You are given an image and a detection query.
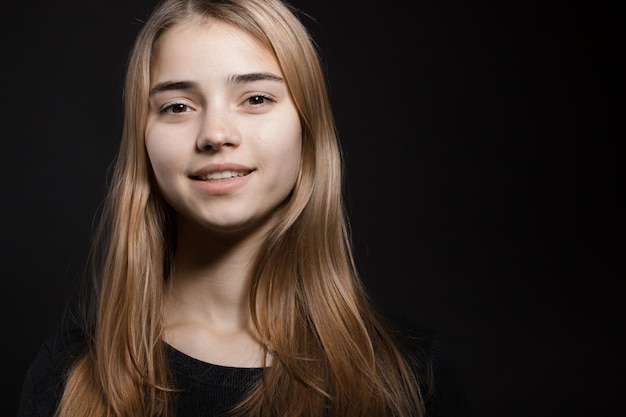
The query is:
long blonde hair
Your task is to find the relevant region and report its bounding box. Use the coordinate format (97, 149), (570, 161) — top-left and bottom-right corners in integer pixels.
(56, 0), (427, 416)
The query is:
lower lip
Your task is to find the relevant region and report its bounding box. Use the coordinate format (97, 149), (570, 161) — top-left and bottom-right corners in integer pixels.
(190, 173), (253, 195)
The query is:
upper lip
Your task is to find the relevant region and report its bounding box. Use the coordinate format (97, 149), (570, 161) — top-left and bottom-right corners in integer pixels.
(189, 163), (254, 179)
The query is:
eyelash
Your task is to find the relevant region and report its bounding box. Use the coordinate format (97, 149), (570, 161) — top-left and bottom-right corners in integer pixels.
(157, 94), (276, 115)
(244, 94), (276, 106)
(159, 103), (190, 114)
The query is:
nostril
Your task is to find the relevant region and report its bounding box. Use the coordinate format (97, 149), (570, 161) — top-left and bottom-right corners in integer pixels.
(197, 138), (225, 152)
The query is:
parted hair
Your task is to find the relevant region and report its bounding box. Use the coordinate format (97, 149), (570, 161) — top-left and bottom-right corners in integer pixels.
(55, 0), (427, 416)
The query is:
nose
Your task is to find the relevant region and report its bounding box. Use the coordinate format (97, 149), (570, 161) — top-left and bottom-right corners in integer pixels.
(196, 108), (240, 152)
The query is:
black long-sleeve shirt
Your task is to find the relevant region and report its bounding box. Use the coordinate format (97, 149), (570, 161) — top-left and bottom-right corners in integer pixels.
(18, 319), (471, 416)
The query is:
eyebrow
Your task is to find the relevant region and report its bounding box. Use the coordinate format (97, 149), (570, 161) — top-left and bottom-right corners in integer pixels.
(228, 72), (283, 84)
(149, 80), (198, 96)
(149, 73), (284, 97)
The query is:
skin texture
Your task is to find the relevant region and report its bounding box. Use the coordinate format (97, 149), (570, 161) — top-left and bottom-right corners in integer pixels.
(145, 18), (302, 367)
(146, 18), (302, 236)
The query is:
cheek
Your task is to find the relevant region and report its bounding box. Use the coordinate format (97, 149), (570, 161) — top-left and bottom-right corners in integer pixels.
(145, 125), (180, 173)
(145, 135), (184, 208)
(286, 140), (302, 180)
(275, 118), (302, 181)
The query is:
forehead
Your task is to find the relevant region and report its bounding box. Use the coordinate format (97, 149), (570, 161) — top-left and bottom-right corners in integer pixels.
(151, 18), (279, 75)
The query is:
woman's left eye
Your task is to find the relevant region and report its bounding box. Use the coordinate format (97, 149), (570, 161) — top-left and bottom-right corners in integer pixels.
(245, 94), (275, 106)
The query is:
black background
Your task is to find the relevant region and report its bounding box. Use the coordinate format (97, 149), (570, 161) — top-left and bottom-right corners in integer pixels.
(2, 1), (624, 416)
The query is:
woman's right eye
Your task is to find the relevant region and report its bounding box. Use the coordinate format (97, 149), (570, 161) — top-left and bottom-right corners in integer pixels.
(160, 103), (191, 114)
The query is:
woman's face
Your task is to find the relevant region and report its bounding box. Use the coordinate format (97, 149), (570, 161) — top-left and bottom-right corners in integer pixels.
(145, 19), (302, 235)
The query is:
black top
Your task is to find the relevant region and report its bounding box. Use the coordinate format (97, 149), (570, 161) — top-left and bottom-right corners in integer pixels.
(18, 319), (471, 416)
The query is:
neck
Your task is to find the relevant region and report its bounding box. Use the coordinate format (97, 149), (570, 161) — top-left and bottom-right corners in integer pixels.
(158, 214), (276, 366)
(166, 220), (264, 329)
(160, 219), (270, 367)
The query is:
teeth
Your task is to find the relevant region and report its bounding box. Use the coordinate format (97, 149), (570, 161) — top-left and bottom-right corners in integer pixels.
(204, 170), (247, 180)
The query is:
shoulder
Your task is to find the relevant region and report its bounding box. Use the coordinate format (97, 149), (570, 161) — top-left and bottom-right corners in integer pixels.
(18, 328), (88, 417)
(384, 315), (473, 417)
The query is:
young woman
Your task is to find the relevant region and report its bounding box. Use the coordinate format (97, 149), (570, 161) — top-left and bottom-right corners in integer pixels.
(18, 0), (470, 416)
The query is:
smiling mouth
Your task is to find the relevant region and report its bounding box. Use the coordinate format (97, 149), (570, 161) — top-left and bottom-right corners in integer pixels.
(191, 170), (252, 181)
